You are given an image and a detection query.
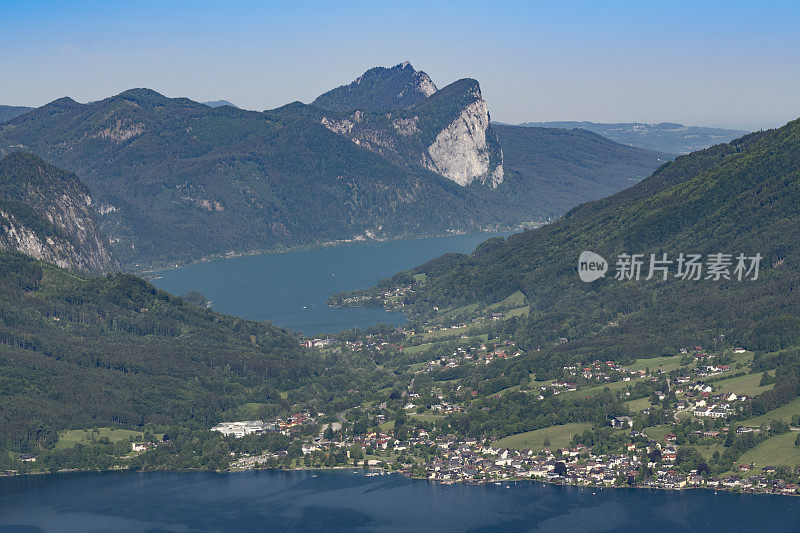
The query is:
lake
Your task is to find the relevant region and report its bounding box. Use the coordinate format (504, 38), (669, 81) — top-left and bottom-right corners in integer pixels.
(0, 469), (798, 532)
(150, 233), (509, 336)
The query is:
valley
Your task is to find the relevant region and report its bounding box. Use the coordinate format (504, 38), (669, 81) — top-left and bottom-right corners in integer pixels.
(3, 2), (799, 530)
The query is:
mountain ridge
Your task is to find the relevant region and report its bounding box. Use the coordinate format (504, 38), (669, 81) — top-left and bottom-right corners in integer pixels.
(0, 65), (669, 268)
(0, 105), (33, 123)
(312, 62), (437, 113)
(518, 120), (748, 154)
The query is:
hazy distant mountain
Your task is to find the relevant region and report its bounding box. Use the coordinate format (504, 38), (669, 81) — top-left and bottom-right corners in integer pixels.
(313, 62), (437, 114)
(493, 124), (669, 218)
(0, 105), (32, 123)
(519, 121), (748, 154)
(0, 152), (117, 273)
(202, 100), (238, 108)
(0, 65), (668, 268)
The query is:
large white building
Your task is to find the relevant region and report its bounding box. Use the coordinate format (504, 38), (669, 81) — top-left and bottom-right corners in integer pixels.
(212, 420), (274, 438)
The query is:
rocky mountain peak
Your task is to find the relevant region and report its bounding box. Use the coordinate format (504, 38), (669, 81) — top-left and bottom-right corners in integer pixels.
(312, 62), (438, 114)
(318, 70), (503, 188)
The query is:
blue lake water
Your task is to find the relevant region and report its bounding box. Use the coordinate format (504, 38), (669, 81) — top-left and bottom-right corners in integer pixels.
(150, 233), (509, 336)
(0, 469), (798, 532)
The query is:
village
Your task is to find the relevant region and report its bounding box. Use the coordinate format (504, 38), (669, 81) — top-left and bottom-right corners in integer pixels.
(217, 415), (799, 496)
(209, 343), (799, 497)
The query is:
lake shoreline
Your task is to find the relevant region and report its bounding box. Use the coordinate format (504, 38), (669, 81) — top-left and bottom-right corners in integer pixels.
(5, 464), (797, 498)
(146, 230), (518, 335)
(133, 224), (540, 276)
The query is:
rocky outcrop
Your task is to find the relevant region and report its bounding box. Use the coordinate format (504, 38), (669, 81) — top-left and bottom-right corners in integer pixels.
(0, 152), (118, 274)
(422, 99), (504, 187)
(318, 67), (504, 188)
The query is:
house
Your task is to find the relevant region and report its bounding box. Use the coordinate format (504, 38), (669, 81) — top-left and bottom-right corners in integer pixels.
(687, 474), (704, 486)
(611, 416), (634, 429)
(19, 454), (36, 462)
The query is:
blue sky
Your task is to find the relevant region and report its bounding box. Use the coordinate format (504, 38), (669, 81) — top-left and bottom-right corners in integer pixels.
(2, 0), (799, 129)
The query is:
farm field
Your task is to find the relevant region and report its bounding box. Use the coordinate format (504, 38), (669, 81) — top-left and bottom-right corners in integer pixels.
(741, 397), (800, 427)
(736, 432), (800, 471)
(713, 372), (772, 397)
(494, 423), (593, 451)
(56, 428), (146, 449)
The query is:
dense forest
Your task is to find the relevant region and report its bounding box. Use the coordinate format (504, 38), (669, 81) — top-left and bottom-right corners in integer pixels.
(0, 252), (391, 454)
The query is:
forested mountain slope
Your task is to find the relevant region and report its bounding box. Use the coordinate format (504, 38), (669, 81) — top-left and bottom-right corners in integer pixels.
(0, 105), (32, 123)
(493, 124), (669, 218)
(0, 252), (384, 453)
(312, 61), (437, 113)
(0, 89), (508, 267)
(376, 119), (800, 365)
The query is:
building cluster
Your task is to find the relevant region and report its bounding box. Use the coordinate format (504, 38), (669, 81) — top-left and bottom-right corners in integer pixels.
(420, 434), (799, 495)
(413, 342), (521, 375)
(211, 420), (276, 438)
(212, 413), (315, 438)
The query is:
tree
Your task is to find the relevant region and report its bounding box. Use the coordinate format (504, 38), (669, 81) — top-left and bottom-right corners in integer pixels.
(553, 461), (567, 476)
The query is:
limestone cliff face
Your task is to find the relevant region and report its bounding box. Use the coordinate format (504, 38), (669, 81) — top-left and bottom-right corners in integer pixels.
(318, 66), (503, 188)
(421, 99), (504, 187)
(0, 152), (118, 274)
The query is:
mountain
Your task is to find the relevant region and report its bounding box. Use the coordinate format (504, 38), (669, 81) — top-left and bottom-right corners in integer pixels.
(0, 105), (32, 123)
(312, 62), (437, 113)
(0, 88), (513, 267)
(0, 152), (117, 273)
(203, 100), (238, 108)
(0, 66), (668, 269)
(519, 121), (748, 154)
(319, 76), (504, 187)
(360, 118), (800, 363)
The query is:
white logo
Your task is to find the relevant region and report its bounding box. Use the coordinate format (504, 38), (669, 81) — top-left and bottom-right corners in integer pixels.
(578, 251), (608, 282)
(577, 251), (762, 282)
